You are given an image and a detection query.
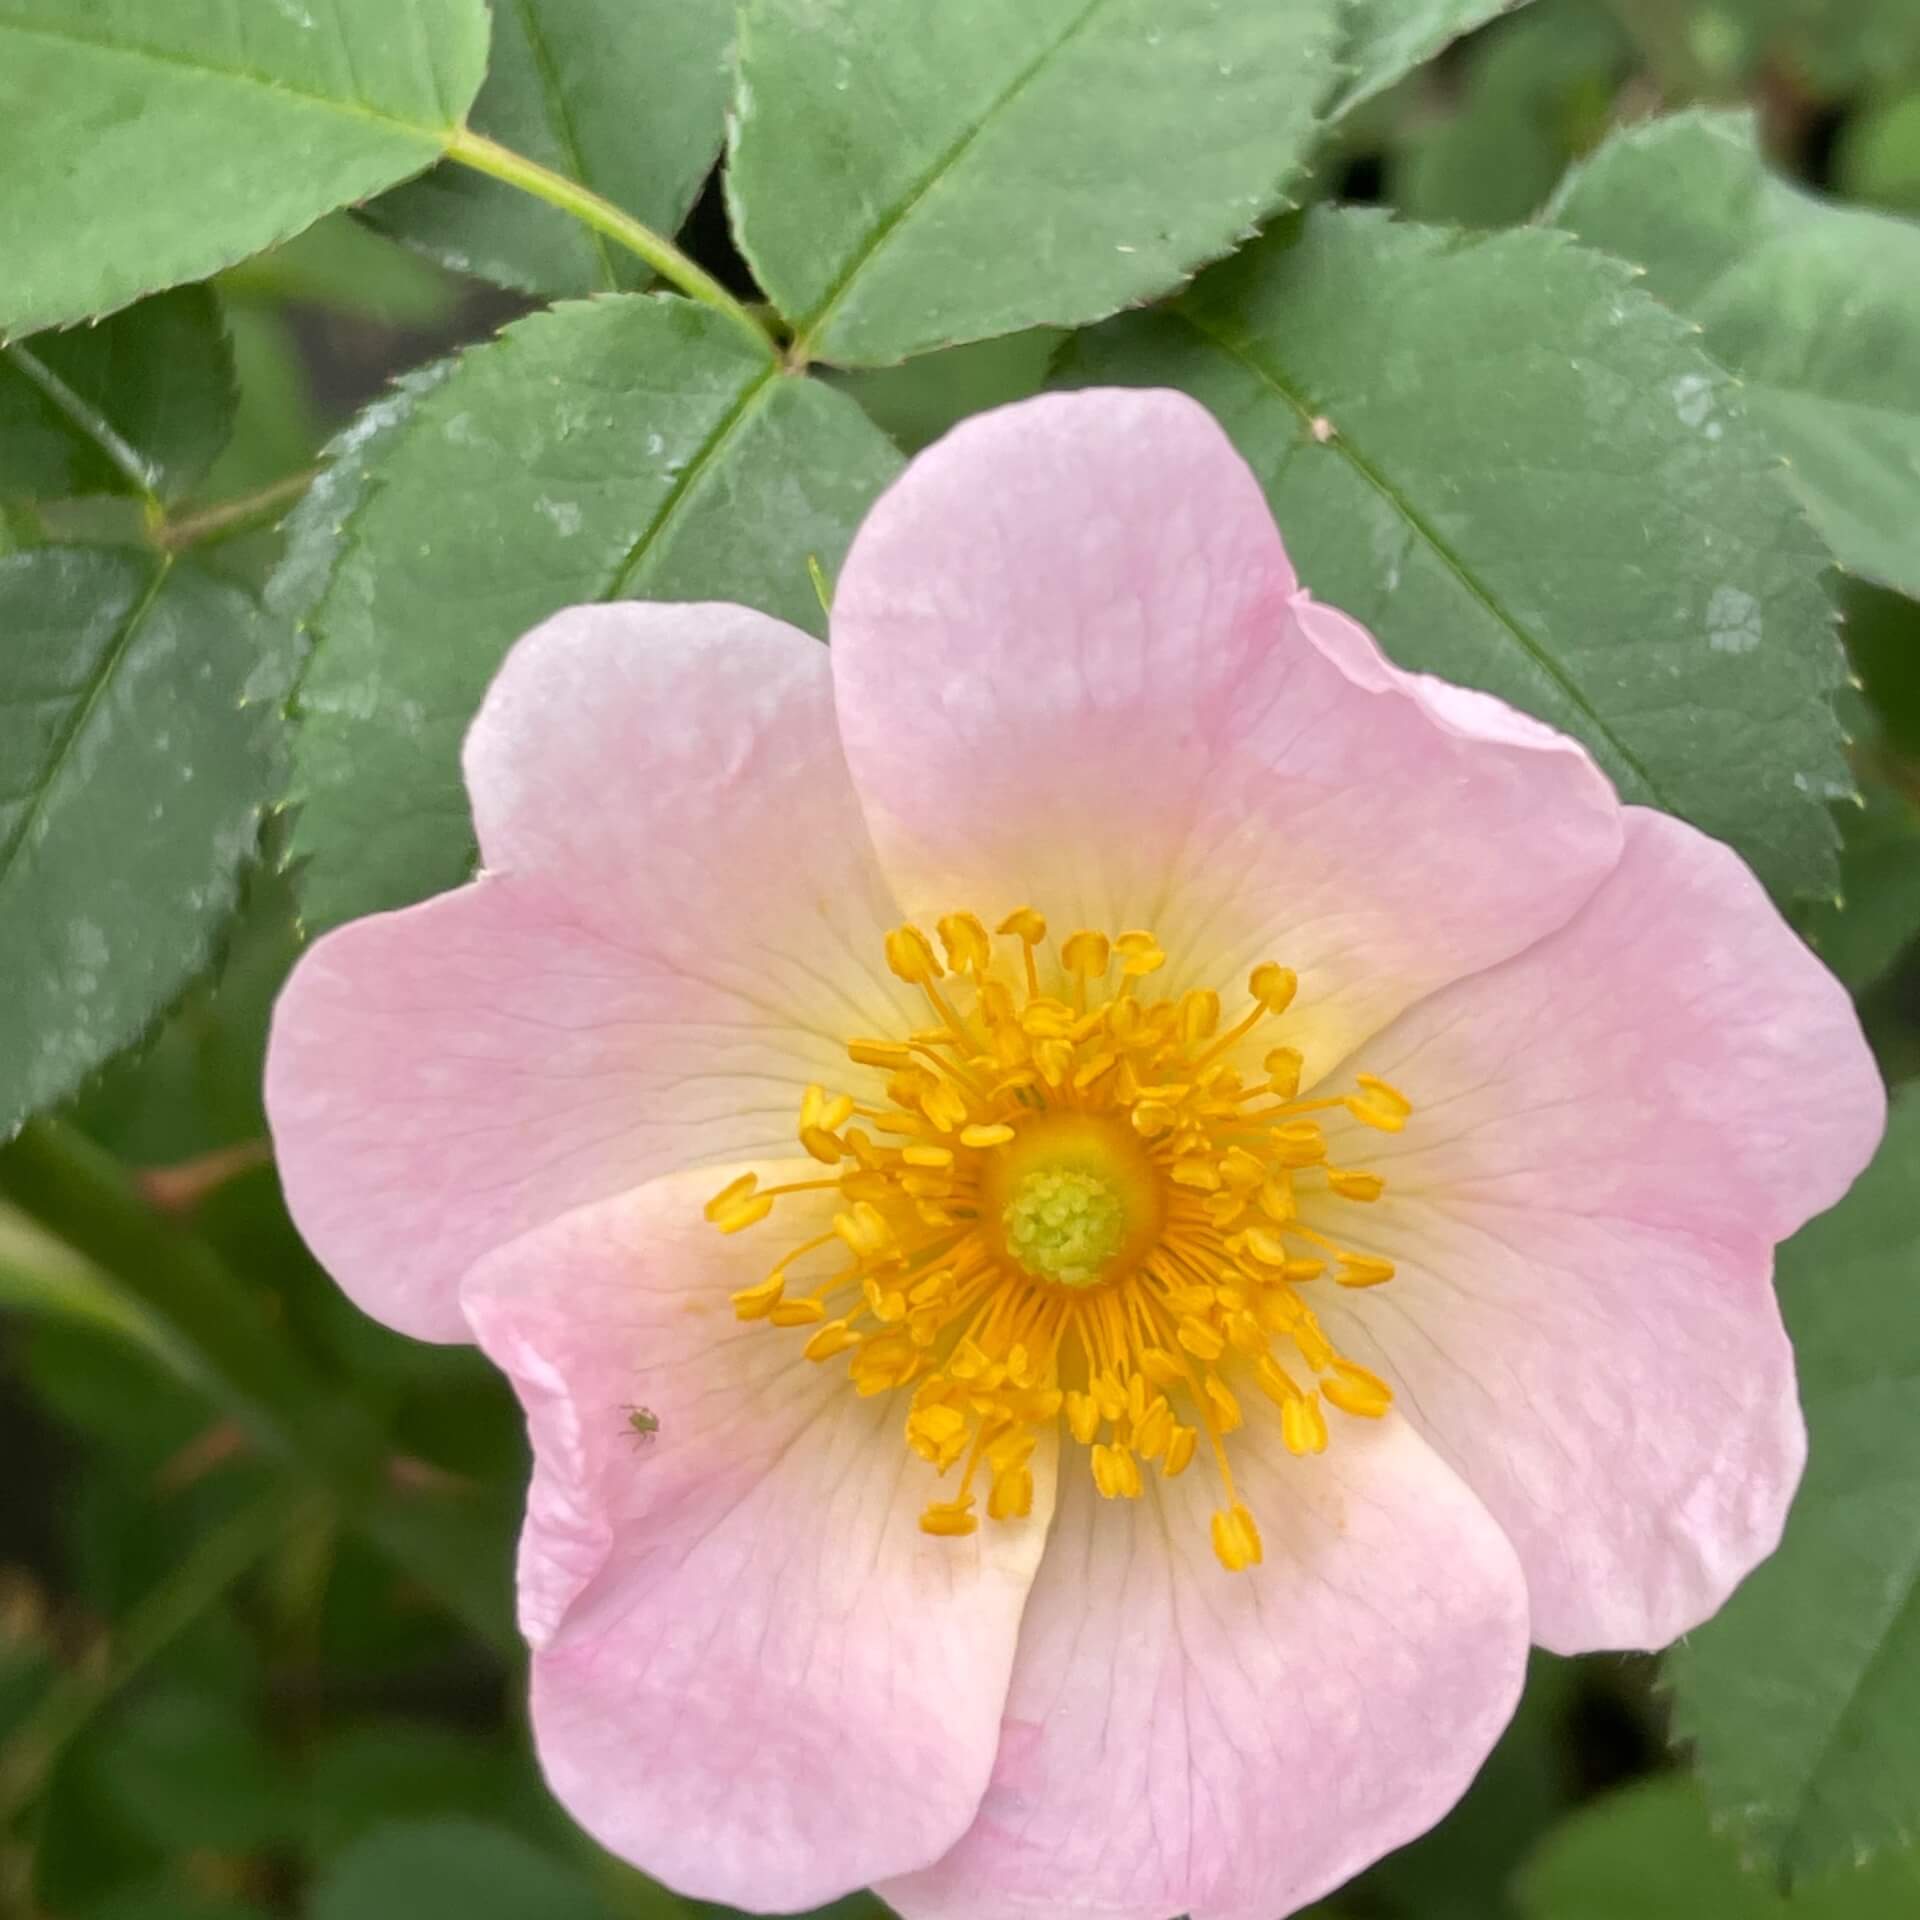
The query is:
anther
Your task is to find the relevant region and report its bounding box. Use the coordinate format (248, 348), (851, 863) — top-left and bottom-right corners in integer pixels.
(804, 1322), (861, 1361)
(730, 1274), (785, 1320)
(1179, 990), (1221, 1044)
(1249, 963), (1298, 1015)
(937, 912), (992, 975)
(920, 1498), (978, 1537)
(1336, 1252), (1396, 1288)
(988, 1465), (1034, 1519)
(1210, 1502), (1263, 1571)
(1114, 930), (1167, 977)
(1324, 1359), (1394, 1418)
(1263, 1046), (1303, 1098)
(1061, 930), (1112, 979)
(1176, 1316), (1225, 1361)
(769, 1298), (828, 1327)
(704, 1171), (756, 1218)
(1327, 1168), (1385, 1202)
(1281, 1393), (1329, 1456)
(885, 924), (942, 984)
(848, 1037), (914, 1068)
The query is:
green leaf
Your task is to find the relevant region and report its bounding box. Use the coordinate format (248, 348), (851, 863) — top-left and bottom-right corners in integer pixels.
(0, 1117), (518, 1652)
(1517, 1778), (1920, 1919)
(1332, 0), (1534, 115)
(78, 1892), (269, 1920)
(21, 1314), (212, 1464)
(217, 213), (461, 327)
(371, 0), (734, 296)
(1061, 210), (1847, 901)
(310, 1820), (617, 1920)
(1839, 88), (1920, 217)
(198, 311), (325, 509)
(1843, 578), (1920, 764)
(1389, 0), (1627, 229)
(92, 1688), (301, 1854)
(0, 288), (235, 505)
(1666, 1092), (1920, 1880)
(69, 864), (299, 1163)
(1548, 110), (1920, 603)
(0, 1120), (342, 1460)
(0, 1202), (201, 1379)
(287, 295), (901, 933)
(302, 1723), (534, 1859)
(1740, 0), (1920, 99)
(266, 360), (458, 639)
(0, 549), (293, 1136)
(0, 0), (491, 337)
(1802, 779), (1920, 994)
(729, 0), (1348, 367)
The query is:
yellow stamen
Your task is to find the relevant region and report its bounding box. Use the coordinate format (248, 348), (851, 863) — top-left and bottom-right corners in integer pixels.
(701, 909), (1409, 1574)
(937, 912), (992, 975)
(885, 923), (942, 984)
(1061, 930), (1112, 979)
(1211, 1502), (1264, 1571)
(1248, 964), (1298, 1015)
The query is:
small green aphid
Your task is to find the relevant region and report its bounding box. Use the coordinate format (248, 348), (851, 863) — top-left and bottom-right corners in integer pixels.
(621, 1404), (660, 1443)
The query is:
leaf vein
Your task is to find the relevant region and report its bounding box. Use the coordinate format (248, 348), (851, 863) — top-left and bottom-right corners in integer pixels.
(791, 0), (1114, 357)
(507, 0), (620, 292)
(603, 361), (781, 601)
(0, 556), (172, 893)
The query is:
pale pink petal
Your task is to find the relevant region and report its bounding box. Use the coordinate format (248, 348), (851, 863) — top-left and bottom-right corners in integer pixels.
(1315, 1204), (1803, 1654)
(1315, 806), (1885, 1651)
(461, 1164), (1054, 1910)
(830, 389), (1623, 1077)
(882, 1417), (1528, 1920)
(266, 604), (912, 1341)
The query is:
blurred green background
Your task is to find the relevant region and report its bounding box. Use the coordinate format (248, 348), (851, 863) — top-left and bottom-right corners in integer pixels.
(5, 2), (1920, 1916)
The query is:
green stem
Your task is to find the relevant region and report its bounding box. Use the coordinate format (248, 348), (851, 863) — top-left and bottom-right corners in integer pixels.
(0, 1484), (303, 1824)
(445, 129), (778, 357)
(158, 468), (316, 551)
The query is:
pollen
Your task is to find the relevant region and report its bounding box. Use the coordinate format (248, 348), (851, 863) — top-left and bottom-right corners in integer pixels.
(705, 908), (1412, 1574)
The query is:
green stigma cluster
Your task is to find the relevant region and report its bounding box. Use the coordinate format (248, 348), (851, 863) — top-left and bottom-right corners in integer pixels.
(1002, 1167), (1129, 1289)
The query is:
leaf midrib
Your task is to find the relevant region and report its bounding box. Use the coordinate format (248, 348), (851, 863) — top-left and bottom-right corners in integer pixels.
(0, 16), (459, 141)
(0, 555), (171, 894)
(604, 359), (782, 600)
(789, 0), (1115, 357)
(511, 0), (619, 293)
(1171, 302), (1672, 808)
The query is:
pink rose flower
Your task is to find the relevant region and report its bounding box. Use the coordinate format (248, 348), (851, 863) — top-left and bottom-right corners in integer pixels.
(265, 391), (1884, 1920)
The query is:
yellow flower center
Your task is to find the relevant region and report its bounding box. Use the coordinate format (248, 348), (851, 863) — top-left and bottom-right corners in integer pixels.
(704, 908), (1411, 1573)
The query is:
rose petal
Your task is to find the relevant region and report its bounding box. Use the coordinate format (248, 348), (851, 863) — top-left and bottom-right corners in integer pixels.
(462, 1164), (1054, 1911)
(830, 388), (1622, 1077)
(266, 603), (911, 1340)
(1316, 1203), (1803, 1654)
(882, 1417), (1528, 1920)
(1316, 806), (1885, 1650)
